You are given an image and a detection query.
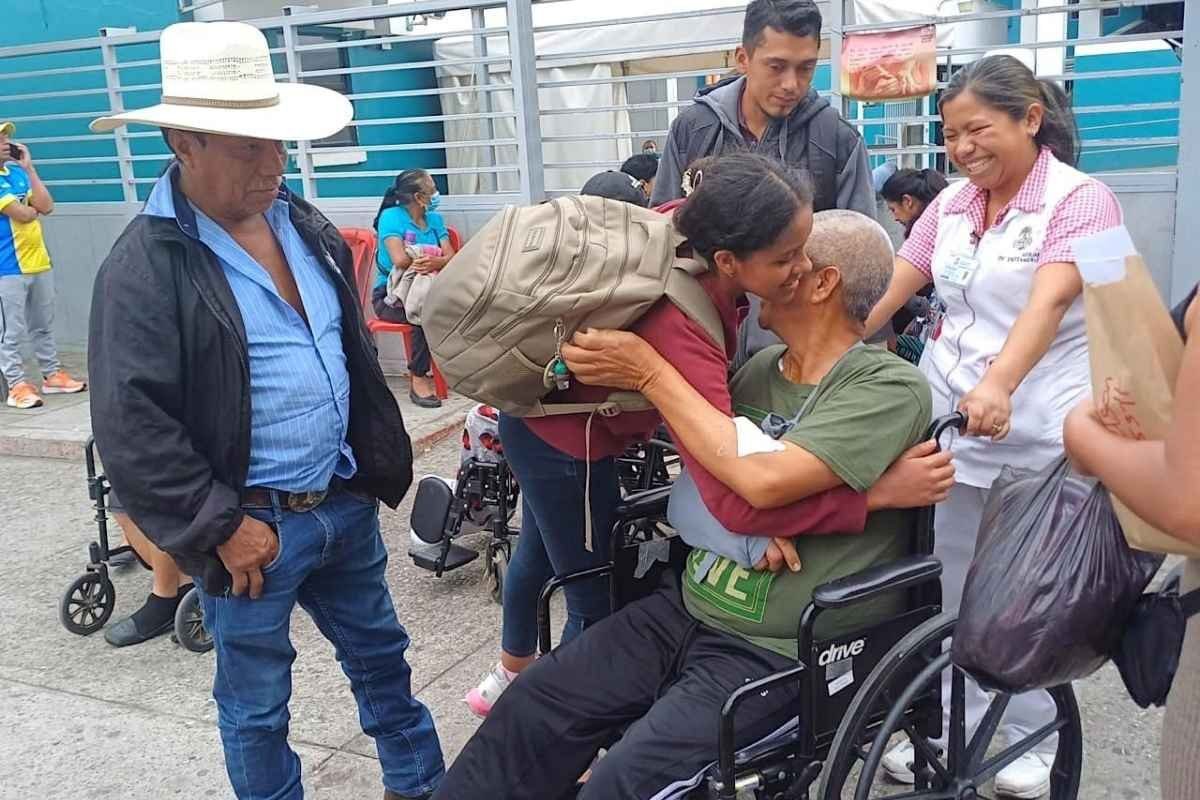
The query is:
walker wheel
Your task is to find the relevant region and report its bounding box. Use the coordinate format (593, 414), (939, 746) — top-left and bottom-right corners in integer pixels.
(173, 587), (213, 653)
(59, 573), (116, 635)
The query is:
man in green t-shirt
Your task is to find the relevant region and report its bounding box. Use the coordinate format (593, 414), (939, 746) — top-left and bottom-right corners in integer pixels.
(436, 210), (940, 800)
(681, 328), (931, 657)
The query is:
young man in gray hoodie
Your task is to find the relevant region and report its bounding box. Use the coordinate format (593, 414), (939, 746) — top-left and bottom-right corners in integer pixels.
(652, 0), (877, 366)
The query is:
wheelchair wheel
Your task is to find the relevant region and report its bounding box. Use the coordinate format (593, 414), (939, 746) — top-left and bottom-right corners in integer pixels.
(489, 544), (510, 605)
(819, 612), (1083, 800)
(173, 586), (213, 653)
(59, 572), (116, 636)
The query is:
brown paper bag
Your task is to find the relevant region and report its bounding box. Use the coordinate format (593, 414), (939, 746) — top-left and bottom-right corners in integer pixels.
(1079, 231), (1200, 558)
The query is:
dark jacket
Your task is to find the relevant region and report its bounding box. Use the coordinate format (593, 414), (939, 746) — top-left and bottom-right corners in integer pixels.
(650, 75), (876, 216)
(88, 175), (413, 594)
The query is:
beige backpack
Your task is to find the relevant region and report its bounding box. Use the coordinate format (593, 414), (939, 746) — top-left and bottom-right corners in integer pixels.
(422, 195), (724, 418)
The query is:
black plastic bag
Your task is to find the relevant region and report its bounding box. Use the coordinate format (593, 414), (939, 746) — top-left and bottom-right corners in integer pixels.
(952, 457), (1162, 693)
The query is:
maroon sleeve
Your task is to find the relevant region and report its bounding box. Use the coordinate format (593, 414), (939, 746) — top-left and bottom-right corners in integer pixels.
(689, 464), (869, 537)
(637, 310), (870, 538)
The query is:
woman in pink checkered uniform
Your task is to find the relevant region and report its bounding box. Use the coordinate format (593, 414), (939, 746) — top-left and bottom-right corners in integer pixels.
(863, 55), (1122, 798)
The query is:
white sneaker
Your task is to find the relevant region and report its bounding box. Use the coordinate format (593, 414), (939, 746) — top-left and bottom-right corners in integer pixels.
(881, 740), (916, 784)
(464, 662), (516, 719)
(995, 751), (1053, 799)
(880, 738), (948, 785)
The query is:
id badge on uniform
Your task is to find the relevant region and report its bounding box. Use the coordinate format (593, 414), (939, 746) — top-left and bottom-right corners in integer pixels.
(937, 251), (981, 290)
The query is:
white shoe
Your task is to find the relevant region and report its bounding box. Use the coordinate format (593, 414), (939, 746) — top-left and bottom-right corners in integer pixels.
(995, 751), (1053, 798)
(881, 740), (916, 784)
(880, 738), (948, 785)
(464, 662), (516, 718)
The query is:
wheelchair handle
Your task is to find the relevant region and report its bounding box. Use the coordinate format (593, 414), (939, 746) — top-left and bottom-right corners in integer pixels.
(929, 412), (967, 449)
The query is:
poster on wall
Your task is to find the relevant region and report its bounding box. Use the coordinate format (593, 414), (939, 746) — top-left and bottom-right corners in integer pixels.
(841, 25), (937, 101)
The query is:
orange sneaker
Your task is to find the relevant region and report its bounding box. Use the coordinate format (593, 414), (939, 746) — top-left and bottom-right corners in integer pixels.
(42, 370), (87, 395)
(5, 381), (43, 409)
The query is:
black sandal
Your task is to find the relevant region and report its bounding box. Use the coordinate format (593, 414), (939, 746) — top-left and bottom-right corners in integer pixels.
(408, 388), (442, 409)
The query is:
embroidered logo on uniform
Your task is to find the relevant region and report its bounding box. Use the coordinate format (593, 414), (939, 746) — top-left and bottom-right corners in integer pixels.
(1014, 225), (1034, 251)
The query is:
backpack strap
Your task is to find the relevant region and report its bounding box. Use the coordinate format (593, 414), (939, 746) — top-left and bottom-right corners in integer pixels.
(803, 107), (844, 212)
(664, 264), (726, 350)
(524, 392), (656, 418)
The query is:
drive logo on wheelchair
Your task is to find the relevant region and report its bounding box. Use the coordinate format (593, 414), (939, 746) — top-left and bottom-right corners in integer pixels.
(817, 636), (866, 667)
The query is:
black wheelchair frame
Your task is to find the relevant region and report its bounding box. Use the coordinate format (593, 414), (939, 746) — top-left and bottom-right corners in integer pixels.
(409, 432), (679, 603)
(536, 415), (1085, 800)
(409, 454), (522, 602)
(58, 437), (213, 652)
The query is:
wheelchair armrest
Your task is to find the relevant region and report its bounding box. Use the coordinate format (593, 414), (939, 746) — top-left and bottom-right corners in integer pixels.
(614, 484), (672, 521)
(812, 555), (942, 611)
(537, 565), (614, 656)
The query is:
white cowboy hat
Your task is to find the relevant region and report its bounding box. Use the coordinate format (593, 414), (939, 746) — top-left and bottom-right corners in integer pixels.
(90, 21), (352, 141)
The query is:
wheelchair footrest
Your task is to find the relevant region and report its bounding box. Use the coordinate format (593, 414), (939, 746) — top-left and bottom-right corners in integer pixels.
(410, 541), (479, 573)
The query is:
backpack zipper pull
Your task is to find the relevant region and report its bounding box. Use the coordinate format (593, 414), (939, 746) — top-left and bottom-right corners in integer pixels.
(551, 318), (571, 391)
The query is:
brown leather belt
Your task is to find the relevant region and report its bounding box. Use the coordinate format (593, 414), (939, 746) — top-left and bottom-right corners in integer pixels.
(241, 476), (347, 513)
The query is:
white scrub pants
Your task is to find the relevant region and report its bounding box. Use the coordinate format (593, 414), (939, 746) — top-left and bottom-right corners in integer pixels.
(935, 482), (1059, 756)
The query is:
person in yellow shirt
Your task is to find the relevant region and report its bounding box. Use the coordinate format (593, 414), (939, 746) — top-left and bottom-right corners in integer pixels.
(0, 121), (86, 408)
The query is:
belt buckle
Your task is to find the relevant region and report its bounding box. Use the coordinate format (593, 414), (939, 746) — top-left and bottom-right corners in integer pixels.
(288, 490), (326, 513)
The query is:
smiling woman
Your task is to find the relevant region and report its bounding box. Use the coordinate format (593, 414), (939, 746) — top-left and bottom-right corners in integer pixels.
(462, 152), (832, 723)
(861, 54), (1124, 798)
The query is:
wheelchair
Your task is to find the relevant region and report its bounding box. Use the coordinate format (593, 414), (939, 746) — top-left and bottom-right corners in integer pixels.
(58, 437), (213, 653)
(408, 415), (679, 604)
(616, 425), (680, 494)
(537, 415), (1084, 800)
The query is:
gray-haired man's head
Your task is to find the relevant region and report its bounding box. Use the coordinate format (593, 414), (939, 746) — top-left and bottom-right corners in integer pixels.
(760, 209), (894, 336)
(805, 209), (894, 323)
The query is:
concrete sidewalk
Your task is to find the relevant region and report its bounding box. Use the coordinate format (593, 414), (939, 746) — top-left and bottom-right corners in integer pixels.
(0, 350), (474, 460)
(0, 439), (501, 800)
(0, 435), (1170, 800)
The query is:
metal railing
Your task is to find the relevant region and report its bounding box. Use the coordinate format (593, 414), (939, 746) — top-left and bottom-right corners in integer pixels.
(0, 0), (543, 206)
(528, 0), (1183, 190)
(0, 0), (1185, 204)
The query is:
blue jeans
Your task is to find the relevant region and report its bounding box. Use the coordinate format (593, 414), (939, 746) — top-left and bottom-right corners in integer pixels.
(197, 490), (444, 799)
(498, 414), (619, 657)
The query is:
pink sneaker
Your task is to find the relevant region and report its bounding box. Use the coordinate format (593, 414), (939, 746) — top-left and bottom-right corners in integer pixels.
(464, 662), (517, 718)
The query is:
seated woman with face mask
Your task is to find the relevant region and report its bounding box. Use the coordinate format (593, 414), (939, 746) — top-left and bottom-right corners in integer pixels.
(372, 169), (456, 408)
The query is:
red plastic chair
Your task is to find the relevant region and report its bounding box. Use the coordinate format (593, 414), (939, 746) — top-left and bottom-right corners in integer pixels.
(340, 226), (451, 400)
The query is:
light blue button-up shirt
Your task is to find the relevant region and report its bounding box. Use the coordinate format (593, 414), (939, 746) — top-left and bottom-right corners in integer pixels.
(143, 167), (356, 492)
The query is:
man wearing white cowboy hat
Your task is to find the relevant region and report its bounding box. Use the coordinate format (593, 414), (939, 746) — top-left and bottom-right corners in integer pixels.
(88, 21), (443, 800)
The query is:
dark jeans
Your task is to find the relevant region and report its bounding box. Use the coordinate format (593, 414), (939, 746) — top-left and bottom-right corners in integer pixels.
(196, 490), (444, 799)
(498, 414), (619, 657)
(433, 585), (800, 800)
(372, 284), (431, 377)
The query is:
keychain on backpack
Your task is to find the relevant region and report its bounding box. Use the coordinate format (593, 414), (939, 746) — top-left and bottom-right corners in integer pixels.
(548, 319), (571, 391)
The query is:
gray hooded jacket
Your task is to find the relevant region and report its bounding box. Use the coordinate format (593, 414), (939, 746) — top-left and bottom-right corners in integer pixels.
(651, 76), (877, 368)
(651, 75), (874, 213)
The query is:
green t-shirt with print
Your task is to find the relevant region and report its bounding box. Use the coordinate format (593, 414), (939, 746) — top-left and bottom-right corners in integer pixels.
(682, 344), (933, 658)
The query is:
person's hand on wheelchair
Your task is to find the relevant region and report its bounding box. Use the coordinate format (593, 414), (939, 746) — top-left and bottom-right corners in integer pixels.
(866, 438), (956, 510)
(562, 328), (664, 392)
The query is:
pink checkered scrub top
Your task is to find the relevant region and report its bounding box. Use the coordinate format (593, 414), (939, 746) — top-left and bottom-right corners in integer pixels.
(897, 146), (1123, 488)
